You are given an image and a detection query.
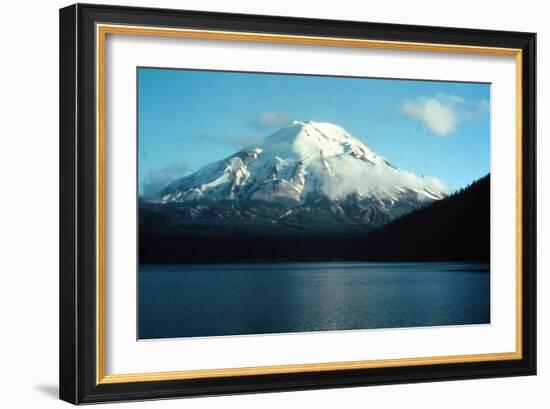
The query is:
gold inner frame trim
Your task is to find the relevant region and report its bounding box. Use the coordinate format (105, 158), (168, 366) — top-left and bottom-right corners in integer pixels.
(96, 23), (523, 385)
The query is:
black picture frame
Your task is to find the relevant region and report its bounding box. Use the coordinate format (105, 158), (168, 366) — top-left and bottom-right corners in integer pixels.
(60, 3), (536, 404)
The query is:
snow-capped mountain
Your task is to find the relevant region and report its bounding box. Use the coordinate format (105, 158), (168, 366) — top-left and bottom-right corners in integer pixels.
(150, 121), (449, 234)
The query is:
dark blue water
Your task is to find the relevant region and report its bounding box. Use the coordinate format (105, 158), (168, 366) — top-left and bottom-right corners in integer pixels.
(138, 262), (489, 339)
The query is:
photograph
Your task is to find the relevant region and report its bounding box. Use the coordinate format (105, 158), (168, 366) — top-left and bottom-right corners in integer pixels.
(137, 68), (491, 339)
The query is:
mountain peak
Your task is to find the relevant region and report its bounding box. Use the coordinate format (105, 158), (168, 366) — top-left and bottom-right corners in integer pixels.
(259, 120), (381, 167)
(160, 121), (448, 211)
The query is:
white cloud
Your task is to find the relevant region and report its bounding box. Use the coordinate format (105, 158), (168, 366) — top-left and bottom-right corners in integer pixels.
(193, 132), (265, 148)
(400, 96), (458, 136)
(249, 112), (290, 130)
(225, 134), (265, 148)
(193, 112), (291, 149)
(321, 155), (450, 200)
(140, 161), (190, 199)
(400, 93), (489, 137)
(477, 99), (490, 113)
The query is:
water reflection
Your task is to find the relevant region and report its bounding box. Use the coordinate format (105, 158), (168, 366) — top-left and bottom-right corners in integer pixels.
(138, 262), (490, 339)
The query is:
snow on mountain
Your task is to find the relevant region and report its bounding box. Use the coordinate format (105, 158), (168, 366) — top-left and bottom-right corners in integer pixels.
(146, 120), (449, 233)
(160, 120), (448, 206)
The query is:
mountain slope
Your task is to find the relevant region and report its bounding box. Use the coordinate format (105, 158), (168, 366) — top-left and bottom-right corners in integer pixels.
(161, 120), (447, 205)
(146, 121), (448, 235)
(362, 174), (490, 261)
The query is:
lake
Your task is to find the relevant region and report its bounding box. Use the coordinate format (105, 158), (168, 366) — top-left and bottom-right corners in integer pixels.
(138, 262), (490, 339)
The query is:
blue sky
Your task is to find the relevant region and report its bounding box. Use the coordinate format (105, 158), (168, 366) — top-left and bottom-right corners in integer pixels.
(138, 67), (490, 197)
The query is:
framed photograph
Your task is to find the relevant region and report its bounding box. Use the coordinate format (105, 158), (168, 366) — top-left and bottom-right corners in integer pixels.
(59, 3), (536, 404)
